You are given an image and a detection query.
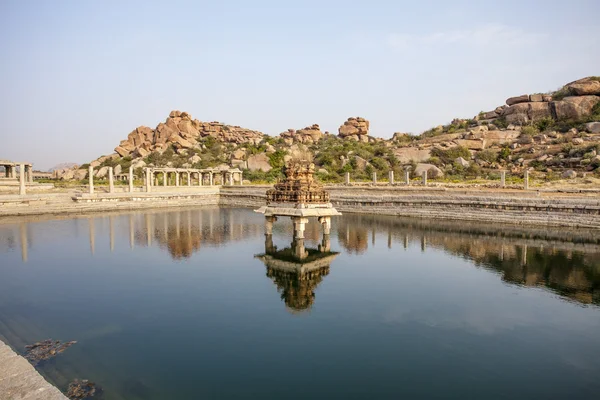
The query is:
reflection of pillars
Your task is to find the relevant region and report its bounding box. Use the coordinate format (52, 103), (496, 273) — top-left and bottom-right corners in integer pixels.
(292, 217), (308, 239)
(89, 218), (95, 255)
(20, 223), (28, 262)
(209, 210), (214, 236)
(404, 235), (408, 249)
(388, 230), (392, 249)
(293, 238), (308, 260)
(129, 214), (135, 249)
(145, 214), (152, 246)
(521, 245), (527, 266)
(265, 234), (275, 254)
(89, 166), (94, 194)
(187, 171), (191, 186)
(372, 229), (375, 246)
(228, 209), (233, 240)
(176, 212), (181, 238)
(500, 243), (504, 261)
(19, 163), (26, 195)
(109, 216), (115, 252)
(319, 234), (331, 252)
(163, 213), (169, 241)
(500, 170), (506, 188)
(108, 167), (114, 193)
(265, 216), (277, 235)
(421, 235), (426, 252)
(389, 171), (394, 185)
(187, 210), (192, 238)
(128, 166), (134, 193)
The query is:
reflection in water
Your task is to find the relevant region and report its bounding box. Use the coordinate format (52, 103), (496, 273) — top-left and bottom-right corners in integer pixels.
(1, 209), (599, 306)
(337, 214), (600, 306)
(256, 234), (339, 313)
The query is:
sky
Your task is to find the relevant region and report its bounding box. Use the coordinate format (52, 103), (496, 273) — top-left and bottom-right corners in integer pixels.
(1, 0), (599, 170)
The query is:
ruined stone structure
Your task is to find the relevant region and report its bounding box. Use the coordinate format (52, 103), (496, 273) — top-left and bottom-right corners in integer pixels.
(266, 160), (330, 205)
(1, 159), (34, 195)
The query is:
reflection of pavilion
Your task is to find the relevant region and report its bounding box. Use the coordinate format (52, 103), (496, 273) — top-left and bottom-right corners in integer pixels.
(256, 235), (339, 313)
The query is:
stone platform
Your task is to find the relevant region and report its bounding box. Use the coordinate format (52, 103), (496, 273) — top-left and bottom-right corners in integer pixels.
(0, 340), (67, 400)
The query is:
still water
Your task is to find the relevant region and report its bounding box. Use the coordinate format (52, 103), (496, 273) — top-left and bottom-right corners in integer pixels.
(1, 207), (600, 399)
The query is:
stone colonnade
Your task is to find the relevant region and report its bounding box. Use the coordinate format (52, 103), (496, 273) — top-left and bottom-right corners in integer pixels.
(1, 161), (34, 195)
(344, 169), (527, 189)
(85, 166), (243, 194)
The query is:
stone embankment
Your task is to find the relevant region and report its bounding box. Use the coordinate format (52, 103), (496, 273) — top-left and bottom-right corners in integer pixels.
(0, 339), (67, 400)
(2, 186), (600, 229)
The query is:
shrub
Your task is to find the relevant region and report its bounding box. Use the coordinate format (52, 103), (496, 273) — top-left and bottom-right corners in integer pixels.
(494, 117), (509, 129)
(498, 146), (511, 161)
(476, 149), (498, 163)
(431, 146), (471, 164)
(521, 125), (539, 136)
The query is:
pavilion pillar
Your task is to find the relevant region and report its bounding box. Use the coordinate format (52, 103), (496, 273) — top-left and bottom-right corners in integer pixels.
(187, 171), (191, 186)
(345, 172), (350, 185)
(524, 170), (529, 190)
(405, 169), (410, 185)
(389, 171), (394, 185)
(199, 172), (203, 186)
(293, 238), (308, 260)
(372, 172), (377, 184)
(229, 172), (233, 186)
(19, 163), (26, 195)
(500, 170), (506, 188)
(265, 216), (277, 235)
(318, 216), (331, 235)
(128, 166), (134, 192)
(88, 166), (94, 194)
(108, 167), (114, 193)
(161, 171), (166, 187)
(209, 172), (213, 186)
(27, 165), (33, 183)
(319, 234), (331, 253)
(422, 170), (427, 186)
(239, 171), (243, 185)
(291, 217), (309, 239)
(175, 172), (180, 187)
(265, 234), (275, 254)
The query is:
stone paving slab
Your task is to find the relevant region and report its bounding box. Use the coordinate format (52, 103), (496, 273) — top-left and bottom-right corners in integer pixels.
(0, 340), (67, 400)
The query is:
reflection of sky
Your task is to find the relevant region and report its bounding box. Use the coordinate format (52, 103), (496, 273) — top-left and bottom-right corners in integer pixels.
(1, 208), (600, 399)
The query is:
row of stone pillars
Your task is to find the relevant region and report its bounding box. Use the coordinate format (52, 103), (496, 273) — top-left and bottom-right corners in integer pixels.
(88, 165), (136, 195)
(17, 164), (33, 196)
(344, 170), (529, 189)
(264, 215), (331, 240)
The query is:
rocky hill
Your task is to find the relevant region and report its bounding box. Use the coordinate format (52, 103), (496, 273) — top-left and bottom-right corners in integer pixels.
(57, 76), (600, 184)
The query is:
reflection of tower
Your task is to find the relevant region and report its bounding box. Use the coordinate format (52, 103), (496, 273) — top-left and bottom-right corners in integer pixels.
(336, 223), (368, 254)
(89, 218), (95, 255)
(19, 223), (28, 262)
(256, 235), (339, 313)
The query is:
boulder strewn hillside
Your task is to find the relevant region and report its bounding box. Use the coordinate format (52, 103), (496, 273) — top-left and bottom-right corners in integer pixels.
(56, 76), (600, 184)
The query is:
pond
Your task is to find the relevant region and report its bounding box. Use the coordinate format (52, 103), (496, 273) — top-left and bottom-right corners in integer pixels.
(1, 207), (599, 399)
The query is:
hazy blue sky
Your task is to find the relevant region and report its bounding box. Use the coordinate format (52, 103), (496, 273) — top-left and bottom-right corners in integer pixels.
(1, 0), (599, 170)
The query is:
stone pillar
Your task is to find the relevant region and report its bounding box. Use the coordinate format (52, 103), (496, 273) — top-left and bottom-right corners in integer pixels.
(187, 171), (191, 186)
(239, 171), (243, 185)
(162, 171), (167, 187)
(108, 167), (114, 193)
(128, 166), (134, 193)
(500, 170), (506, 188)
(372, 172), (377, 184)
(389, 171), (394, 185)
(265, 216), (277, 235)
(319, 234), (331, 253)
(27, 165), (33, 183)
(209, 173), (213, 186)
(422, 170), (427, 186)
(199, 172), (203, 186)
(318, 216), (331, 235)
(229, 172), (233, 186)
(19, 164), (26, 195)
(293, 238), (308, 260)
(524, 170), (529, 190)
(345, 172), (350, 185)
(405, 169), (410, 185)
(292, 217), (308, 239)
(175, 172), (180, 187)
(88, 165), (94, 194)
(145, 168), (152, 193)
